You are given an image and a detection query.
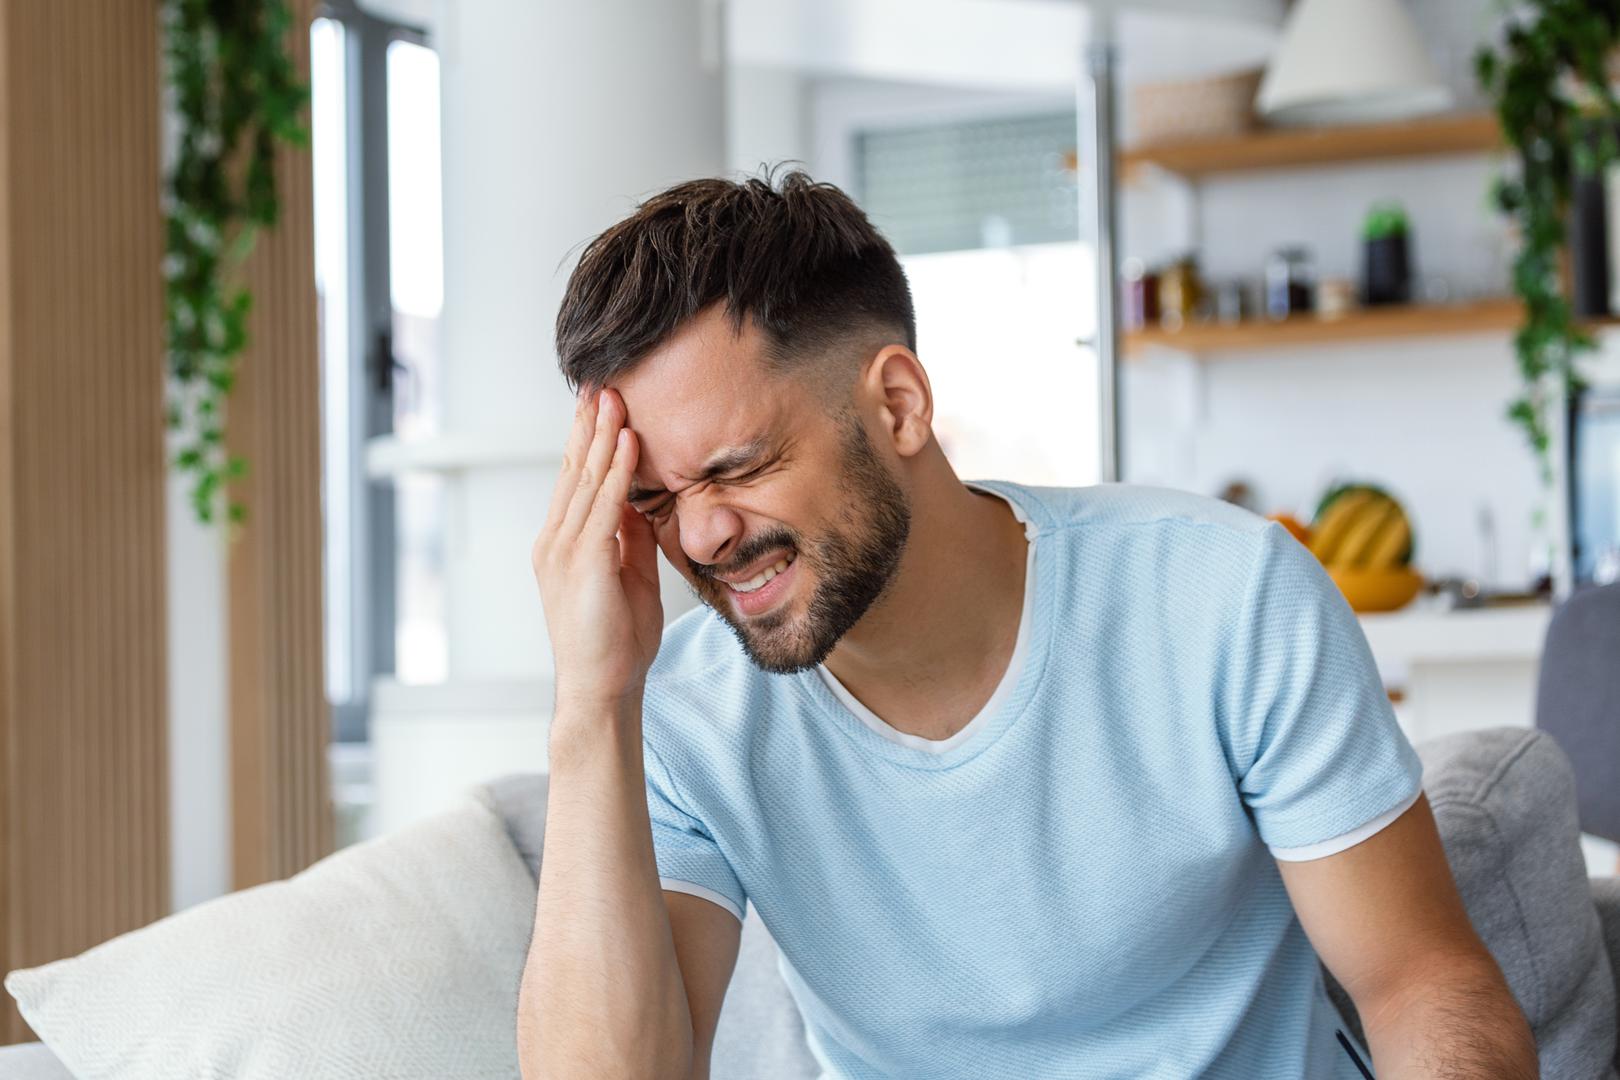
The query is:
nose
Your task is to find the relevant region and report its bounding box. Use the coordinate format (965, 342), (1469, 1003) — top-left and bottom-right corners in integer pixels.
(678, 498), (746, 569)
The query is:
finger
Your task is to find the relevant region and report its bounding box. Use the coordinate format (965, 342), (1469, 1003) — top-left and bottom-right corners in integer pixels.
(542, 390), (600, 534)
(583, 423), (638, 541)
(559, 389), (623, 539)
(618, 501), (660, 589)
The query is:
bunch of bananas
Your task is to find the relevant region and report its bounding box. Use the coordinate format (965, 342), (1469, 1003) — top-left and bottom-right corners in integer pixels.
(1308, 484), (1414, 570)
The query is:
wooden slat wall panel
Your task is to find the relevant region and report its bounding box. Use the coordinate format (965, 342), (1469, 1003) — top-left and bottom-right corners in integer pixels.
(0, 1), (169, 1045)
(229, 0), (333, 889)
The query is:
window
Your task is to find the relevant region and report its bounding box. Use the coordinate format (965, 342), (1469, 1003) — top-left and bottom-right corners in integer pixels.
(384, 39), (448, 685)
(310, 0), (440, 845)
(904, 244), (1099, 487)
(858, 111), (1099, 487)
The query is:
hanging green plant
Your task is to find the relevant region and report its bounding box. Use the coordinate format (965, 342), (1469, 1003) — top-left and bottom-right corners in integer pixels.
(164, 0), (310, 524)
(1475, 2), (1620, 487)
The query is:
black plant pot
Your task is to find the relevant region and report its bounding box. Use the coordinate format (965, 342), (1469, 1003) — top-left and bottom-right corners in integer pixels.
(1363, 233), (1412, 306)
(1569, 118), (1620, 318)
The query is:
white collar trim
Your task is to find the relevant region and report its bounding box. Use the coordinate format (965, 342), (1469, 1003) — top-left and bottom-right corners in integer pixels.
(814, 484), (1037, 754)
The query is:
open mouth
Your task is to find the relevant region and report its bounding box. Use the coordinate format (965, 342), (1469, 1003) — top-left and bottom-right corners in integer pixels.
(722, 549), (798, 616)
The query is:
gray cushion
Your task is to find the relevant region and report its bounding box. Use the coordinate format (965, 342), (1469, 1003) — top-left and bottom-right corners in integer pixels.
(1536, 583), (1620, 843)
(0, 1042), (72, 1080)
(1413, 728), (1615, 1077)
(1596, 876), (1620, 1052)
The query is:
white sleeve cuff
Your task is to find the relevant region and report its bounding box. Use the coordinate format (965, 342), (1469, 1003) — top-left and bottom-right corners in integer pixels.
(1268, 787), (1423, 863)
(660, 877), (744, 921)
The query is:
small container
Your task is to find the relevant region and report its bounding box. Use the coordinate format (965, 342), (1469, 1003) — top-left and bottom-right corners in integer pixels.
(1122, 258), (1159, 330)
(1157, 255), (1203, 331)
(1317, 278), (1358, 319)
(1213, 280), (1249, 324)
(1265, 246), (1315, 319)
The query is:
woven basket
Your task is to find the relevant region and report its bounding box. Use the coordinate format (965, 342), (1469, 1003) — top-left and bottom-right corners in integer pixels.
(1131, 67), (1264, 145)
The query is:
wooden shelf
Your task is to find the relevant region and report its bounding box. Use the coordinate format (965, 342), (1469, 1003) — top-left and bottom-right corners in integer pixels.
(1119, 111), (1502, 182)
(1123, 298), (1585, 359)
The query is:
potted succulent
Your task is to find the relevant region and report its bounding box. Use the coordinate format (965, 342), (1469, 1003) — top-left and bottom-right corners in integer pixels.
(1360, 201), (1412, 306)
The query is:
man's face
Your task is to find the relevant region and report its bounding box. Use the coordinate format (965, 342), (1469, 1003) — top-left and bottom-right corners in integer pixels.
(613, 307), (912, 674)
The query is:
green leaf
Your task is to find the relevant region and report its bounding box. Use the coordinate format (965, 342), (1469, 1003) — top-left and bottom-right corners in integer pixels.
(161, 0), (308, 529)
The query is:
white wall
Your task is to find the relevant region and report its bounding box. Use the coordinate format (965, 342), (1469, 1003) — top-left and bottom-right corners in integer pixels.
(1118, 152), (1565, 587)
(165, 465), (230, 911)
(1122, 337), (1563, 586)
(434, 0), (726, 682)
(161, 63), (231, 912)
(727, 65), (809, 177)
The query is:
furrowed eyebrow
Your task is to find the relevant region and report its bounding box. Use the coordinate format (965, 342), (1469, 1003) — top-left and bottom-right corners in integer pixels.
(627, 435), (773, 505)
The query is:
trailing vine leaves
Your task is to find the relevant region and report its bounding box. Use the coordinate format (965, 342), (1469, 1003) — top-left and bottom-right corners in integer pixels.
(164, 0), (309, 524)
(1476, 1), (1620, 487)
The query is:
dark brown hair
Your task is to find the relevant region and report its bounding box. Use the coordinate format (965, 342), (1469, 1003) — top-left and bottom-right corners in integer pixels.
(554, 168), (915, 393)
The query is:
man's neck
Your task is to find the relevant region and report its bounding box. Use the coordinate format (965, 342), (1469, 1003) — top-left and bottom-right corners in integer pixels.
(821, 476), (1030, 742)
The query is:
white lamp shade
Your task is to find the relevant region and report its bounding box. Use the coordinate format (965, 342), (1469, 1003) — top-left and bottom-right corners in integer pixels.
(1257, 0), (1452, 126)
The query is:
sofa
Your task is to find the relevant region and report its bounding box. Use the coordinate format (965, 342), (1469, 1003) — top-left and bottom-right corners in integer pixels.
(4, 726), (1618, 1078)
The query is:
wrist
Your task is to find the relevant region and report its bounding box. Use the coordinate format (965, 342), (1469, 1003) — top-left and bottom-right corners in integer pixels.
(552, 680), (645, 721)
(548, 688), (644, 755)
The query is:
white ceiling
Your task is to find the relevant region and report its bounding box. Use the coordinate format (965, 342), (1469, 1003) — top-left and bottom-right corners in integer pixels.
(727, 0), (1285, 90)
(355, 0), (435, 30)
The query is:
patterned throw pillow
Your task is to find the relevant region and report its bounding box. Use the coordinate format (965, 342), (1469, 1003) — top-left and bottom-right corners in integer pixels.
(6, 793), (536, 1080)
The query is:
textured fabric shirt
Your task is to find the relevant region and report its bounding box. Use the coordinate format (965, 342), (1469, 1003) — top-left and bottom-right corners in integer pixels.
(642, 480), (1424, 1078)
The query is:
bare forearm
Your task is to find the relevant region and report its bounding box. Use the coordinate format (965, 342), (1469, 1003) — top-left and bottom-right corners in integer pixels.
(518, 702), (694, 1080)
(1362, 960), (1537, 1079)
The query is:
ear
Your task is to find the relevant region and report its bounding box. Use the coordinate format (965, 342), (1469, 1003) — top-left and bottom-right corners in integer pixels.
(864, 345), (934, 459)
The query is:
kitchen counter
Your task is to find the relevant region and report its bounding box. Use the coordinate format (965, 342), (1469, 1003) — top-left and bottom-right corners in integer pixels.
(1359, 601), (1551, 667)
(1358, 600), (1551, 744)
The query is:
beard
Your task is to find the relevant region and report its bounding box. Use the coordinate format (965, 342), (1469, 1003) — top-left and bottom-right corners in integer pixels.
(689, 414), (911, 675)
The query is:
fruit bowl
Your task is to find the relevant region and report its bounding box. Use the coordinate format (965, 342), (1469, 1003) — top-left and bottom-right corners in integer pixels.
(1327, 566), (1424, 613)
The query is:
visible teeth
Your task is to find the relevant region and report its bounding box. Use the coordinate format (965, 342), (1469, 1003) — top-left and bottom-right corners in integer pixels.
(729, 554), (794, 594)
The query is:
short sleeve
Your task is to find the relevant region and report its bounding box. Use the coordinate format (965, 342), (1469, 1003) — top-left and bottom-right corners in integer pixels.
(643, 739), (746, 921)
(1223, 522), (1425, 854)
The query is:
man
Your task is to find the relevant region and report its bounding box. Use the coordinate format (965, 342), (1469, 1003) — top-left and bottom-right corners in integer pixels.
(519, 170), (1536, 1079)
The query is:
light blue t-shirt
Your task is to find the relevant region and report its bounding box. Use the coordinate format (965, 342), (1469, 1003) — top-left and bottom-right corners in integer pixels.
(642, 480), (1424, 1079)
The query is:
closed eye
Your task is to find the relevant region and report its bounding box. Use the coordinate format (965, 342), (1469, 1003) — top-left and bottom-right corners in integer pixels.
(634, 471), (755, 520)
(629, 449), (781, 518)
(634, 495), (675, 520)
(720, 463), (768, 485)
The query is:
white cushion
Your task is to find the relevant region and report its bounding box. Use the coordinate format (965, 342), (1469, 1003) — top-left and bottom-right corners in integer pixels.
(5, 793), (536, 1079)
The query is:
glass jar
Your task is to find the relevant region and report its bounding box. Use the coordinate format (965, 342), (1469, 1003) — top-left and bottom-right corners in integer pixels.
(1265, 246), (1315, 319)
(1122, 258), (1159, 331)
(1157, 255), (1202, 331)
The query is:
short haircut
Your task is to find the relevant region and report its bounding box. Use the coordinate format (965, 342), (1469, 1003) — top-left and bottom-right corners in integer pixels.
(554, 168), (916, 393)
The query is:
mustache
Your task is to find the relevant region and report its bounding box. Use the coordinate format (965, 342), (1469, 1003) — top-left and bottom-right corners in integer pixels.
(689, 527), (801, 583)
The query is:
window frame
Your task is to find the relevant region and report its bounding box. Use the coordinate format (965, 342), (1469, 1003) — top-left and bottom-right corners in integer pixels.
(315, 0), (430, 743)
